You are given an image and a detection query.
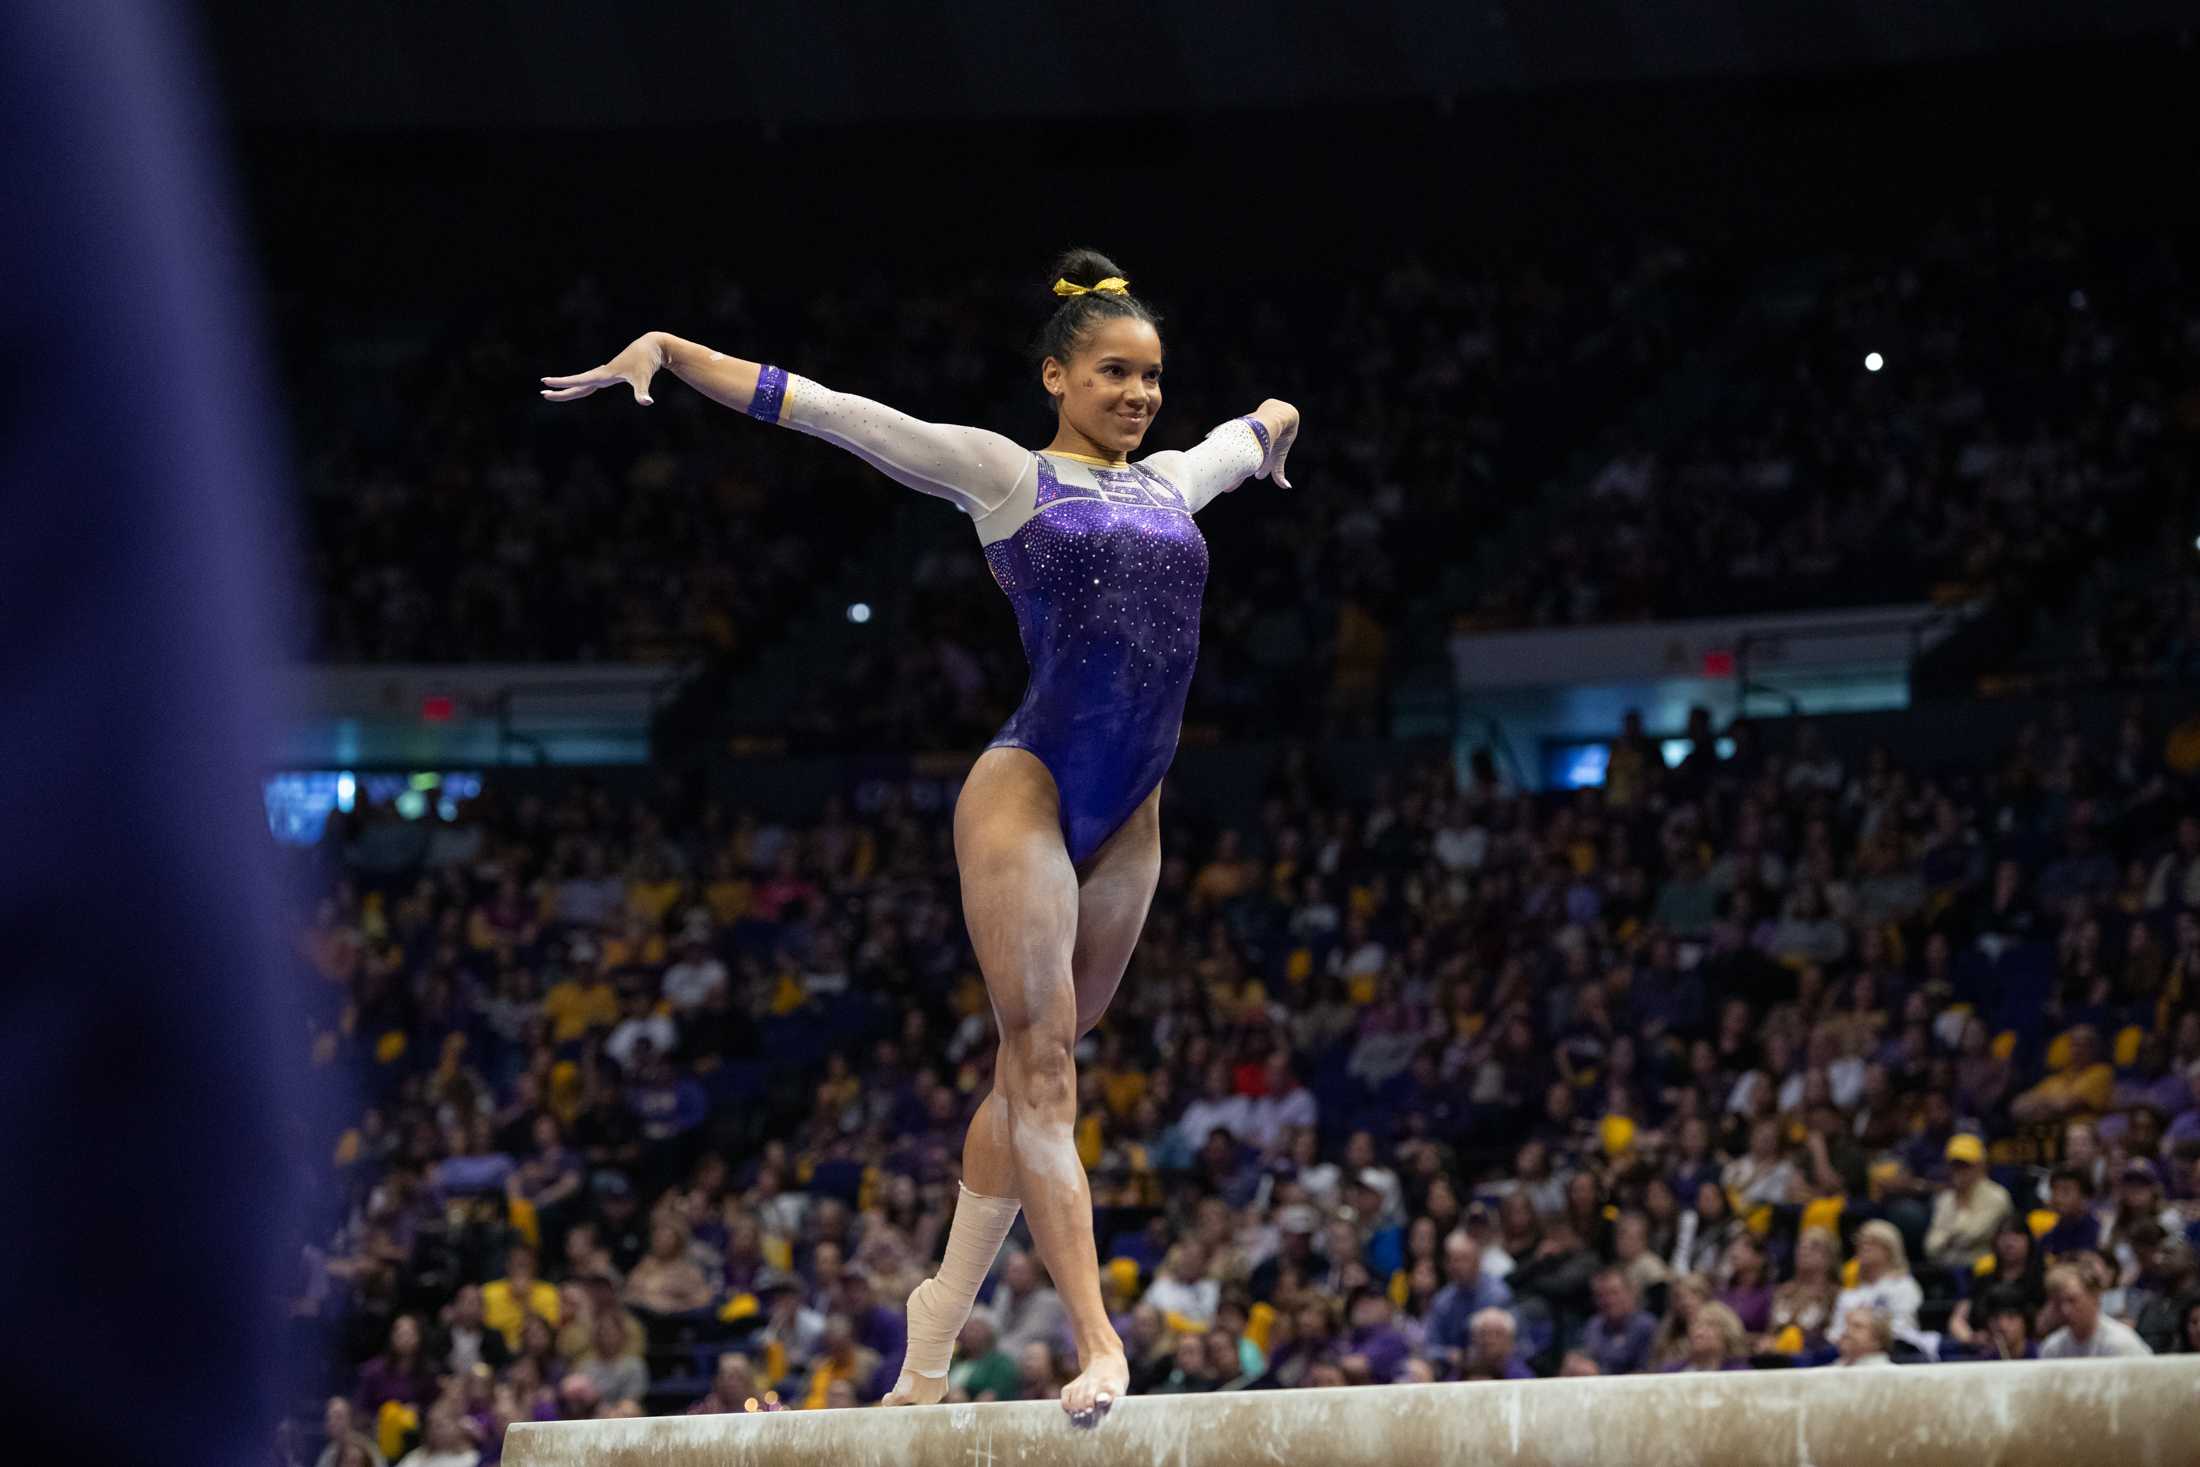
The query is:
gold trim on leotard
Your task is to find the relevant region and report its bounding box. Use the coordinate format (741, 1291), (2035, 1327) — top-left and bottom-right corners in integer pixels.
(1038, 448), (1129, 468)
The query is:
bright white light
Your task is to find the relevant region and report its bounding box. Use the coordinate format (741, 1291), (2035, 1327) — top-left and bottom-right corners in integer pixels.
(1864, 352), (1884, 373)
(336, 772), (356, 813)
(2192, 535), (2200, 553)
(846, 602), (872, 624)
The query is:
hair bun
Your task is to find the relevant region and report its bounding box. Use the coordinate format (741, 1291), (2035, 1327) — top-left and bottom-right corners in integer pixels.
(1047, 247), (1130, 295)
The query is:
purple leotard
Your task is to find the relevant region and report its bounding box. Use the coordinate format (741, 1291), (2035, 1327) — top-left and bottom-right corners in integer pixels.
(757, 371), (1268, 865)
(981, 454), (1208, 864)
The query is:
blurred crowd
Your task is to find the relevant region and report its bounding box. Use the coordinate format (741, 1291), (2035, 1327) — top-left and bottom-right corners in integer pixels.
(1469, 198), (2195, 629)
(2035, 526), (2200, 691)
(279, 693), (2200, 1465)
(286, 191), (2194, 765)
(286, 239), (1692, 745)
(292, 271), (830, 666)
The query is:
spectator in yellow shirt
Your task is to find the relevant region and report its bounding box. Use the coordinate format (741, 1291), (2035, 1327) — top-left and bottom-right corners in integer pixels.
(702, 851), (753, 925)
(483, 1243), (561, 1351)
(798, 1314), (881, 1409)
(542, 959), (619, 1044)
(1189, 830), (1258, 910)
(2011, 1026), (2114, 1124)
(598, 914), (667, 975)
(625, 857), (683, 925)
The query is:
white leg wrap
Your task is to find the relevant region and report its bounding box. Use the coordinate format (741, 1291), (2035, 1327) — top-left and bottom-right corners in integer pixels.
(888, 1182), (1021, 1403)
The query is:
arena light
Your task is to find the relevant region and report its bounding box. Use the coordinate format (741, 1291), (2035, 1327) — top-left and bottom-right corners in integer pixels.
(847, 601), (872, 624)
(1863, 351), (1884, 372)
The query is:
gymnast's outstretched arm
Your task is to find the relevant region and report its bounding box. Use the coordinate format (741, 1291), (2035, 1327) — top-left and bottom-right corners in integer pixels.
(541, 331), (1030, 518)
(1141, 397), (1302, 512)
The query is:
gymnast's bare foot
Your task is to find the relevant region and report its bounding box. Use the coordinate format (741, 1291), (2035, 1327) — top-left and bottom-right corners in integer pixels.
(1062, 1346), (1128, 1429)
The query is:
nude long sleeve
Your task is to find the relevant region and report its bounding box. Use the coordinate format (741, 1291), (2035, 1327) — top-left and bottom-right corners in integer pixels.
(774, 372), (1032, 518)
(1137, 417), (1268, 515)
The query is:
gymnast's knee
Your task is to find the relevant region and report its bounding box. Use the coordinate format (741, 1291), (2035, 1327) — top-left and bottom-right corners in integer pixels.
(1001, 1020), (1076, 1116)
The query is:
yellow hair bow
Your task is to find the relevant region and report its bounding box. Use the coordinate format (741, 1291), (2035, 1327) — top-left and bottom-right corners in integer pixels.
(1053, 276), (1130, 298)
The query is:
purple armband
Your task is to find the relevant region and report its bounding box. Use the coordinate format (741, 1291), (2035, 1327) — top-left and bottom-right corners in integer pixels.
(747, 364), (788, 425)
(1240, 413), (1276, 470)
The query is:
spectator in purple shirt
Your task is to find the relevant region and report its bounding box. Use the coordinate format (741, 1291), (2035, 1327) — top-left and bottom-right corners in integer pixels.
(627, 1052), (707, 1142)
(2159, 1066), (2200, 1154)
(837, 1269), (908, 1397)
(1339, 1288), (1412, 1384)
(432, 1117), (516, 1200)
(355, 1314), (437, 1417)
(1580, 1268), (1657, 1375)
(2110, 1036), (2190, 1122)
(1717, 1234), (1774, 1337)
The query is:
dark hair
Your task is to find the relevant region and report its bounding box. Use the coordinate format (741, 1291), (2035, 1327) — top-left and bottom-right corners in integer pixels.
(1033, 247), (1160, 388)
(1977, 1285), (2031, 1322)
(2051, 1164), (2095, 1197)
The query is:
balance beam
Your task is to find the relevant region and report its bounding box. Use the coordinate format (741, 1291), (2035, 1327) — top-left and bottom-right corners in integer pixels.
(504, 1356), (2200, 1466)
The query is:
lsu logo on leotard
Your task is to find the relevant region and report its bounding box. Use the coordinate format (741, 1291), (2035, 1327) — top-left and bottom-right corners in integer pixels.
(1034, 457), (1189, 514)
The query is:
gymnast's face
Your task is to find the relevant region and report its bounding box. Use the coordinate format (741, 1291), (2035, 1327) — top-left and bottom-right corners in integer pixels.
(1044, 315), (1163, 459)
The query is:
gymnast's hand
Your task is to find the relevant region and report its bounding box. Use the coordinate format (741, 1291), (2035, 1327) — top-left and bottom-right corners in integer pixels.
(540, 334), (665, 405)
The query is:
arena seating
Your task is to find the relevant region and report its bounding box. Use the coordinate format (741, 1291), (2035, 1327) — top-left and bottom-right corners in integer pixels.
(284, 699), (2200, 1462)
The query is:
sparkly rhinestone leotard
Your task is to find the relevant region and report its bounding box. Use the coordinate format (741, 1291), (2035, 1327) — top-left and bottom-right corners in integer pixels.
(750, 367), (1269, 866)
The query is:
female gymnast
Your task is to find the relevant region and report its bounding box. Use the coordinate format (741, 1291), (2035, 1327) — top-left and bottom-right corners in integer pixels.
(542, 249), (1298, 1424)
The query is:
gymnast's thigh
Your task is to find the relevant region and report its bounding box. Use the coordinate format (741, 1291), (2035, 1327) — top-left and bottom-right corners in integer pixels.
(1069, 781), (1162, 1036)
(954, 746), (1081, 1036)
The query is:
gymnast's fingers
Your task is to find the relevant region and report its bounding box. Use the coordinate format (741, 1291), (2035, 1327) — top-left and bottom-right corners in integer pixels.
(537, 367), (619, 402)
(540, 366), (622, 388)
(1269, 423), (1297, 488)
